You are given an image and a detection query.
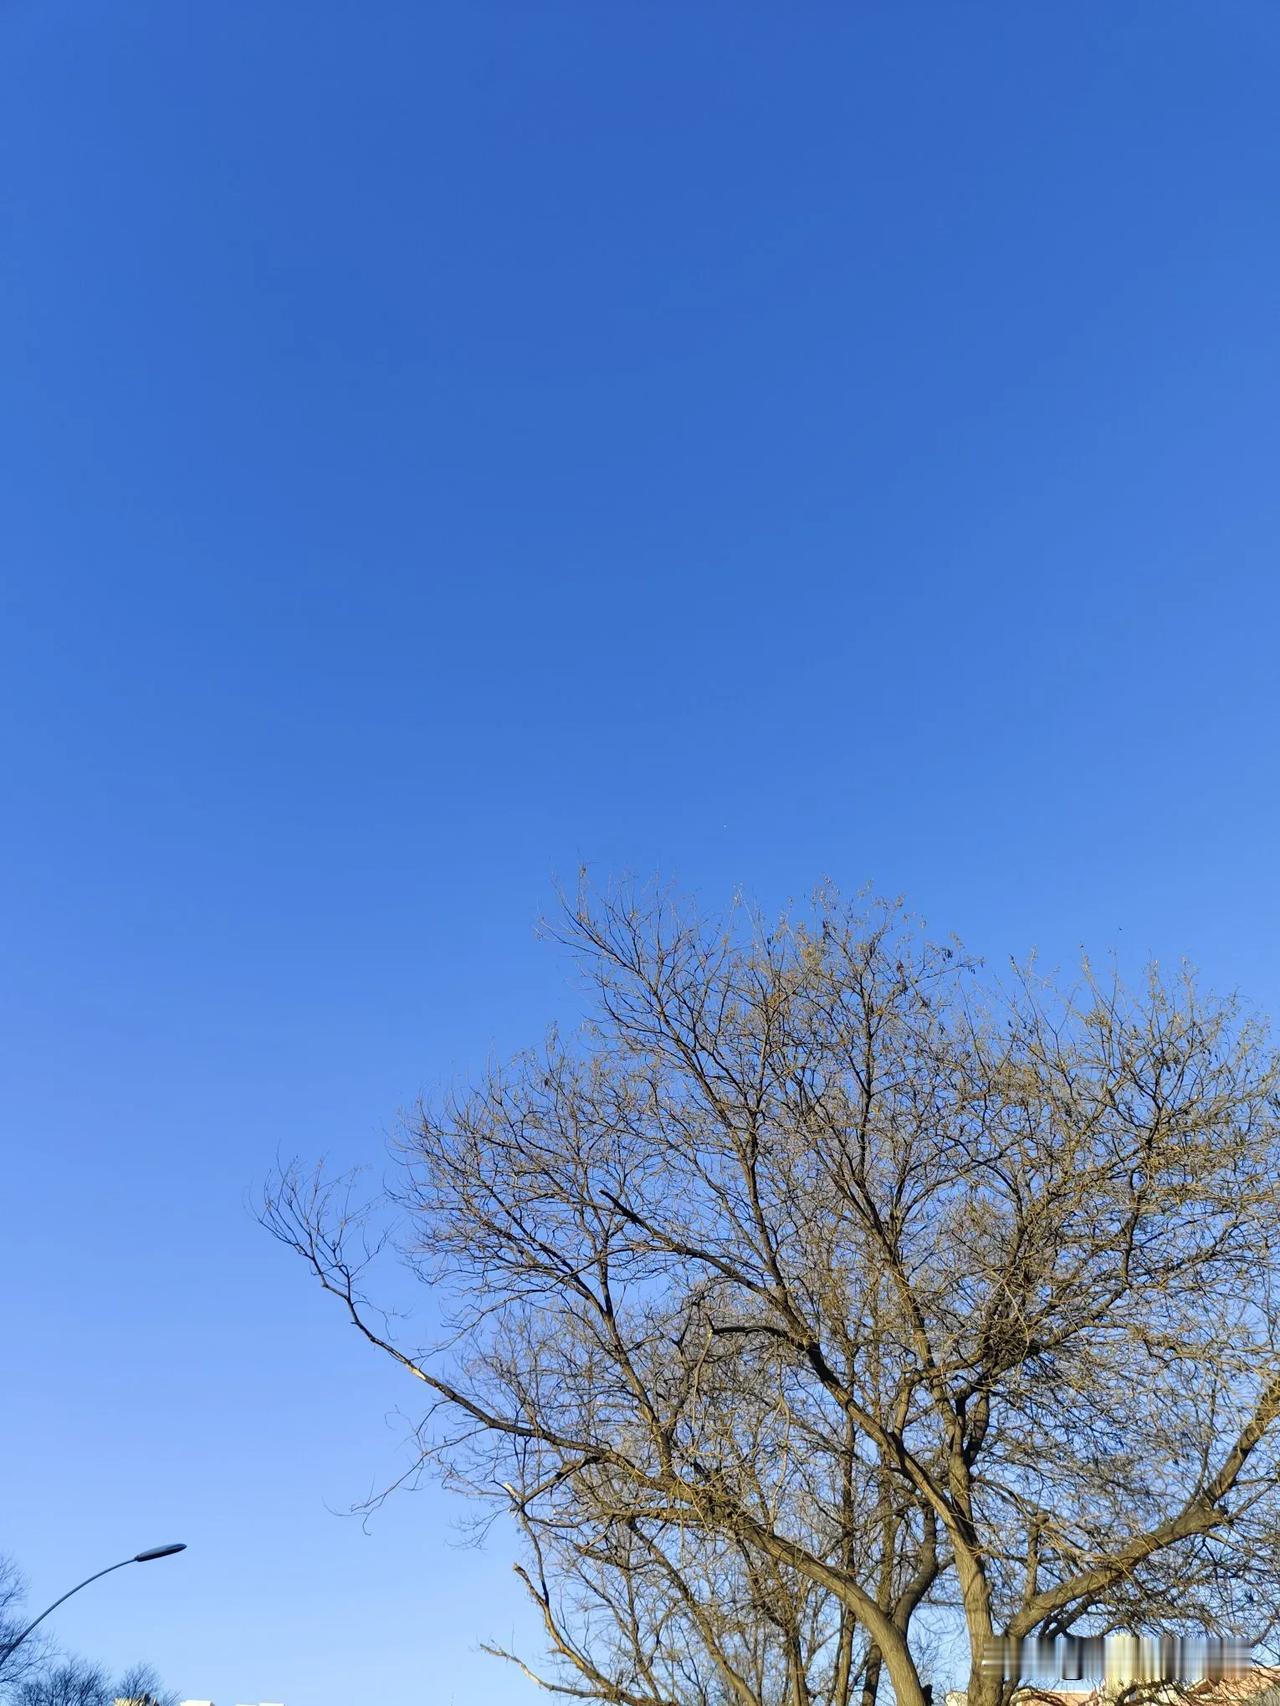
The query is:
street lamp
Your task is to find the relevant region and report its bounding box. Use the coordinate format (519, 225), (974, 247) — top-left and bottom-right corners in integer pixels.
(0, 1545), (187, 1660)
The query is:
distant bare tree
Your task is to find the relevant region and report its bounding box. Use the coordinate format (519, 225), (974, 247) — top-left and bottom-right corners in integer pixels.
(266, 881), (1280, 1706)
(0, 1557), (46, 1695)
(109, 1663), (179, 1706)
(11, 1659), (176, 1706)
(0, 1557), (25, 1661)
(11, 1661), (113, 1706)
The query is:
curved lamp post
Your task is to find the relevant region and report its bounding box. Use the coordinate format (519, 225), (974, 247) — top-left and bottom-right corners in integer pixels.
(0, 1545), (187, 1660)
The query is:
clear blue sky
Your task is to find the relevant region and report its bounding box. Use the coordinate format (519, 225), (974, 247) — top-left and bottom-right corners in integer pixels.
(2, 4), (1279, 1703)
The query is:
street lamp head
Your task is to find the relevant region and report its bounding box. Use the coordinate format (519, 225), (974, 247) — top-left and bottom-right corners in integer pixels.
(133, 1545), (187, 1563)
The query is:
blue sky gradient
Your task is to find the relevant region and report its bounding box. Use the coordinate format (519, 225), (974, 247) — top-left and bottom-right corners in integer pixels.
(2, 4), (1279, 1703)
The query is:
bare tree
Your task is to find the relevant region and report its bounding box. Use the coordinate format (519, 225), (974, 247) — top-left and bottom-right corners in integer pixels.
(10, 1660), (177, 1706)
(266, 881), (1280, 1706)
(10, 1662), (113, 1706)
(0, 1557), (47, 1696)
(109, 1663), (179, 1706)
(478, 1418), (941, 1705)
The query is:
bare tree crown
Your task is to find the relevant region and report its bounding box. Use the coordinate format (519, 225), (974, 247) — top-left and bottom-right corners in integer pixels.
(266, 883), (1280, 1706)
